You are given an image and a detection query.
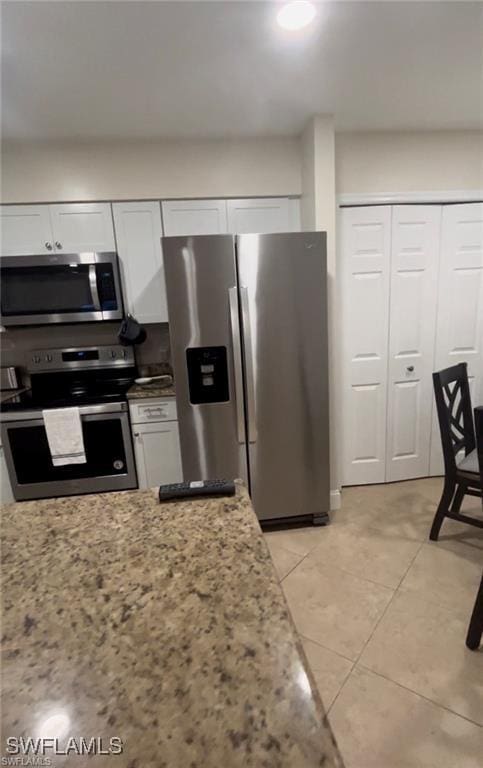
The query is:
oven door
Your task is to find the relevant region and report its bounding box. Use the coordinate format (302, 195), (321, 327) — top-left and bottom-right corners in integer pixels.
(0, 252), (123, 326)
(1, 404), (137, 501)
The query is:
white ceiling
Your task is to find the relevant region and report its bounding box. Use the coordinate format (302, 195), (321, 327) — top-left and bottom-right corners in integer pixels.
(2, 1), (482, 141)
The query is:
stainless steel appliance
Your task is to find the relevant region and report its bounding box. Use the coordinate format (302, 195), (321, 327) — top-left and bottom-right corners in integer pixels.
(0, 345), (137, 500)
(0, 252), (123, 326)
(162, 232), (330, 524)
(0, 366), (19, 390)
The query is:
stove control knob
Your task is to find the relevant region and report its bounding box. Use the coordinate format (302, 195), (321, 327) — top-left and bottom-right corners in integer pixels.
(46, 354), (53, 362)
(32, 355), (41, 363)
(110, 350), (117, 359)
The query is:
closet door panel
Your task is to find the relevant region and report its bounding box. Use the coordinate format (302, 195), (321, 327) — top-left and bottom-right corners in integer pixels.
(386, 206), (441, 481)
(430, 203), (483, 475)
(341, 206), (391, 485)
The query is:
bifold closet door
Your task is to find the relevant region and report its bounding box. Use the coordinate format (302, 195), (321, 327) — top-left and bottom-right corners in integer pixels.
(385, 206), (441, 481)
(341, 206), (391, 485)
(430, 202), (483, 475)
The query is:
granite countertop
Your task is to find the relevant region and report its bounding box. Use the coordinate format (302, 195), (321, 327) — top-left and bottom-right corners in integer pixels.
(127, 382), (176, 399)
(1, 483), (343, 768)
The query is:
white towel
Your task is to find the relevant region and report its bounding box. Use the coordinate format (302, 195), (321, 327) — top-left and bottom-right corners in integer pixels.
(42, 407), (86, 466)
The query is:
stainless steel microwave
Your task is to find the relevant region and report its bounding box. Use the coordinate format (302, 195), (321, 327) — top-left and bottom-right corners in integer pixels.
(0, 252), (124, 326)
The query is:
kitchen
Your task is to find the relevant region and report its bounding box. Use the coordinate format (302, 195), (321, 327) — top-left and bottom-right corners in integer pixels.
(1, 2), (483, 767)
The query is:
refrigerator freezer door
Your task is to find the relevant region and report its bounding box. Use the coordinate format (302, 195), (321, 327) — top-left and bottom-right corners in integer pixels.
(237, 232), (330, 521)
(162, 234), (248, 483)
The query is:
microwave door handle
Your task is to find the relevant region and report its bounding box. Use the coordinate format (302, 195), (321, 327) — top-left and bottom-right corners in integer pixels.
(240, 286), (257, 444)
(88, 265), (102, 311)
(228, 287), (245, 445)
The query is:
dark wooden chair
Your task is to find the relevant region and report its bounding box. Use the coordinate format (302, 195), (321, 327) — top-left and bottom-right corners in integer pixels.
(465, 406), (483, 651)
(430, 363), (482, 541)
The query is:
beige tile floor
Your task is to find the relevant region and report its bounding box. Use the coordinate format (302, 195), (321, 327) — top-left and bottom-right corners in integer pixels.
(264, 478), (483, 768)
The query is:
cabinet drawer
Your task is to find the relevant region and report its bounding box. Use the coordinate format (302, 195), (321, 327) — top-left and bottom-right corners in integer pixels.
(129, 399), (177, 423)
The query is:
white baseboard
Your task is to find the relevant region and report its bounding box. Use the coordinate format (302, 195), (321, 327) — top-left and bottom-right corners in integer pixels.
(330, 489), (341, 511)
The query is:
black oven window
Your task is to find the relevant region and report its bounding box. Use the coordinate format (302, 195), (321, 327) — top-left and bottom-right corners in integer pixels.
(8, 419), (127, 484)
(1, 265), (95, 315)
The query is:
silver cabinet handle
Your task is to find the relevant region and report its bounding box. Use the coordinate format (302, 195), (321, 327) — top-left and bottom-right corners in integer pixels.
(45, 242), (53, 250)
(55, 241), (62, 249)
(240, 286), (257, 444)
(229, 287), (246, 445)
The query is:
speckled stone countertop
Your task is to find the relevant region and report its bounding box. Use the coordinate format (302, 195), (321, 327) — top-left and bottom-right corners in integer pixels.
(127, 382), (176, 399)
(1, 484), (343, 768)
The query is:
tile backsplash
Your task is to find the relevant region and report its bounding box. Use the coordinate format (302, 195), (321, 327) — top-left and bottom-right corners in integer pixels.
(1, 322), (171, 382)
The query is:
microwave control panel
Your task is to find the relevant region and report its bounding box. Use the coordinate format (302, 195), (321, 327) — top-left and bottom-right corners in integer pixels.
(186, 346), (230, 404)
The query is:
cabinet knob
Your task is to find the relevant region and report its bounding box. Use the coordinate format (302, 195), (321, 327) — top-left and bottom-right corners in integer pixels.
(55, 241), (62, 249)
(45, 242), (53, 250)
(407, 365), (414, 373)
(134, 432), (140, 437)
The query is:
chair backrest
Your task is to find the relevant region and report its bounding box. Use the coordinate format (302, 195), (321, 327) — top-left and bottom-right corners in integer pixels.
(433, 363), (475, 476)
(475, 406), (483, 493)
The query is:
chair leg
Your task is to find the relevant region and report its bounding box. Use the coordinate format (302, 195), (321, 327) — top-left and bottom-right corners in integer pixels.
(450, 483), (466, 514)
(429, 478), (456, 541)
(466, 575), (483, 651)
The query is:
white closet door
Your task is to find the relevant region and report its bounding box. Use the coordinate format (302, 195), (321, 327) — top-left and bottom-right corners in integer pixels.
(162, 200), (228, 236)
(430, 202), (483, 475)
(385, 206), (441, 481)
(341, 206), (391, 485)
(49, 203), (115, 252)
(226, 198), (296, 234)
(112, 201), (167, 324)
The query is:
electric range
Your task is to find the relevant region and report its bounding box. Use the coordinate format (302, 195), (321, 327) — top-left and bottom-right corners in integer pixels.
(1, 345), (138, 501)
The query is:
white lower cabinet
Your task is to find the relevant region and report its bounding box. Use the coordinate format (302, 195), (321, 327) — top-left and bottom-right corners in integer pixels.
(130, 399), (182, 488)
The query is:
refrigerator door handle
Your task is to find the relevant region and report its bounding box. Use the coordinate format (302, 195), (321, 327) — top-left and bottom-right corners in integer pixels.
(240, 286), (257, 444)
(228, 287), (246, 445)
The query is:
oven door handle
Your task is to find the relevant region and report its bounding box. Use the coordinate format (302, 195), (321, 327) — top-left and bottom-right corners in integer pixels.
(89, 265), (102, 312)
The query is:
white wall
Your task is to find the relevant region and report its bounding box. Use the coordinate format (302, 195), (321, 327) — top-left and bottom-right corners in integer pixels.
(0, 138), (301, 203)
(336, 130), (483, 194)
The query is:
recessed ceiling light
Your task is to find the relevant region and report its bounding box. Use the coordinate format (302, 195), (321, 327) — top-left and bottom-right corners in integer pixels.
(277, 1), (316, 31)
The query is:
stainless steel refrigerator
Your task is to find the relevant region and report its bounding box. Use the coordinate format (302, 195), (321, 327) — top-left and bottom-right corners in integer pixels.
(162, 232), (330, 525)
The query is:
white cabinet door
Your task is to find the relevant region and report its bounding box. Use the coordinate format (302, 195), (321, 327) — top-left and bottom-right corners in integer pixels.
(430, 202), (483, 475)
(0, 447), (14, 504)
(162, 200), (228, 236)
(385, 206), (441, 481)
(133, 421), (182, 488)
(341, 206), (391, 485)
(1, 205), (54, 255)
(113, 201), (167, 324)
(49, 203), (115, 252)
(226, 197), (296, 233)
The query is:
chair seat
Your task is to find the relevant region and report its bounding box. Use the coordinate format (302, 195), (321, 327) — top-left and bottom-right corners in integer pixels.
(457, 449), (479, 474)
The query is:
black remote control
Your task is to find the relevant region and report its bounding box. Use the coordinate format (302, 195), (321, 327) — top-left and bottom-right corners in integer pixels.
(158, 479), (236, 502)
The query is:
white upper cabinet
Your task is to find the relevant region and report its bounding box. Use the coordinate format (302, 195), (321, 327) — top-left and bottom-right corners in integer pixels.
(226, 197), (297, 234)
(162, 200), (228, 236)
(113, 201), (168, 324)
(1, 203), (115, 256)
(1, 205), (54, 255)
(49, 203), (115, 252)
